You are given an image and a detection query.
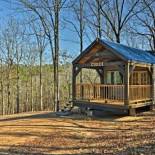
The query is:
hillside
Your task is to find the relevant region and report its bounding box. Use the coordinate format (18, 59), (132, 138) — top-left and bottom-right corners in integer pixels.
(0, 111), (155, 154)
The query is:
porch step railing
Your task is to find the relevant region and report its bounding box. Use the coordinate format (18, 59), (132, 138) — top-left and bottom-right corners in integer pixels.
(76, 84), (152, 103)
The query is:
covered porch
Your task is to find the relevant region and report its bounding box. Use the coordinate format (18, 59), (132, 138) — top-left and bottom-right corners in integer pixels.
(73, 63), (152, 107)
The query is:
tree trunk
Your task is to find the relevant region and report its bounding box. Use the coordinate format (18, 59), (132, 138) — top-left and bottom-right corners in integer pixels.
(7, 81), (10, 115)
(0, 80), (3, 115)
(116, 33), (120, 43)
(54, 0), (60, 112)
(30, 68), (33, 112)
(97, 0), (101, 38)
(0, 60), (4, 115)
(40, 51), (43, 111)
(153, 35), (155, 53)
(25, 80), (28, 112)
(16, 64), (20, 113)
(79, 0), (84, 97)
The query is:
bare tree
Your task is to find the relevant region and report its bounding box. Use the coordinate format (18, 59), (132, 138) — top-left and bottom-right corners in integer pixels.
(75, 0), (85, 85)
(17, 0), (68, 111)
(85, 0), (107, 38)
(23, 41), (38, 112)
(131, 0), (155, 51)
(65, 0), (86, 87)
(98, 0), (140, 43)
(1, 19), (24, 113)
(60, 51), (73, 101)
(0, 55), (4, 115)
(14, 22), (25, 113)
(29, 20), (47, 111)
(0, 34), (4, 115)
(2, 25), (14, 114)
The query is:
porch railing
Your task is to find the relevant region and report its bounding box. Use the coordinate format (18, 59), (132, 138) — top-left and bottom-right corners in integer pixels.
(76, 84), (124, 102)
(129, 85), (152, 102)
(76, 83), (152, 103)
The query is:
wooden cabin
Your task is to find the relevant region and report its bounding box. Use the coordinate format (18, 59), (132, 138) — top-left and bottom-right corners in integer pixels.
(72, 38), (155, 115)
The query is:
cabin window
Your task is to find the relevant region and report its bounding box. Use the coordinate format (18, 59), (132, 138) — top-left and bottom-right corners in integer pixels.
(130, 71), (150, 85)
(107, 71), (123, 84)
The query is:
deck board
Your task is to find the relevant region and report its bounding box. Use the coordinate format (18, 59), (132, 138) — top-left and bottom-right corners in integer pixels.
(89, 99), (124, 105)
(73, 100), (127, 109)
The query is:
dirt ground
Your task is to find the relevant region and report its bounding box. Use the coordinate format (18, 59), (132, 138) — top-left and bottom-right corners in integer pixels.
(0, 110), (155, 155)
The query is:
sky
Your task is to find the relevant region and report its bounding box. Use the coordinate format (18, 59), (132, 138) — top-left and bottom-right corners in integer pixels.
(0, 0), (90, 62)
(0, 0), (152, 64)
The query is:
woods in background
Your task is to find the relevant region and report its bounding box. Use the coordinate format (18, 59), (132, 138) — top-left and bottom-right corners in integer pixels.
(0, 0), (154, 115)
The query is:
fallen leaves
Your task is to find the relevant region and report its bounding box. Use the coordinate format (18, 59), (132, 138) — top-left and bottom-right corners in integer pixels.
(0, 111), (155, 154)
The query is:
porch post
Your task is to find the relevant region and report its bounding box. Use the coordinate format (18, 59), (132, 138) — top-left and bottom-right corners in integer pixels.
(100, 70), (104, 84)
(104, 68), (107, 84)
(72, 65), (76, 100)
(72, 64), (81, 100)
(152, 64), (155, 107)
(124, 62), (130, 106)
(96, 68), (104, 84)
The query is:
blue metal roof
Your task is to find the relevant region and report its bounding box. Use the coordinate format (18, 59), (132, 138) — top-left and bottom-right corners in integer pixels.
(100, 39), (155, 64)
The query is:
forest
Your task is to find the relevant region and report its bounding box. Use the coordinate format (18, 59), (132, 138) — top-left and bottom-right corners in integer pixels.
(0, 0), (154, 115)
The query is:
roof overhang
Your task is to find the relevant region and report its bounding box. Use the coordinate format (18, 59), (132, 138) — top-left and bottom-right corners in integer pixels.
(72, 38), (127, 65)
(73, 38), (154, 66)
